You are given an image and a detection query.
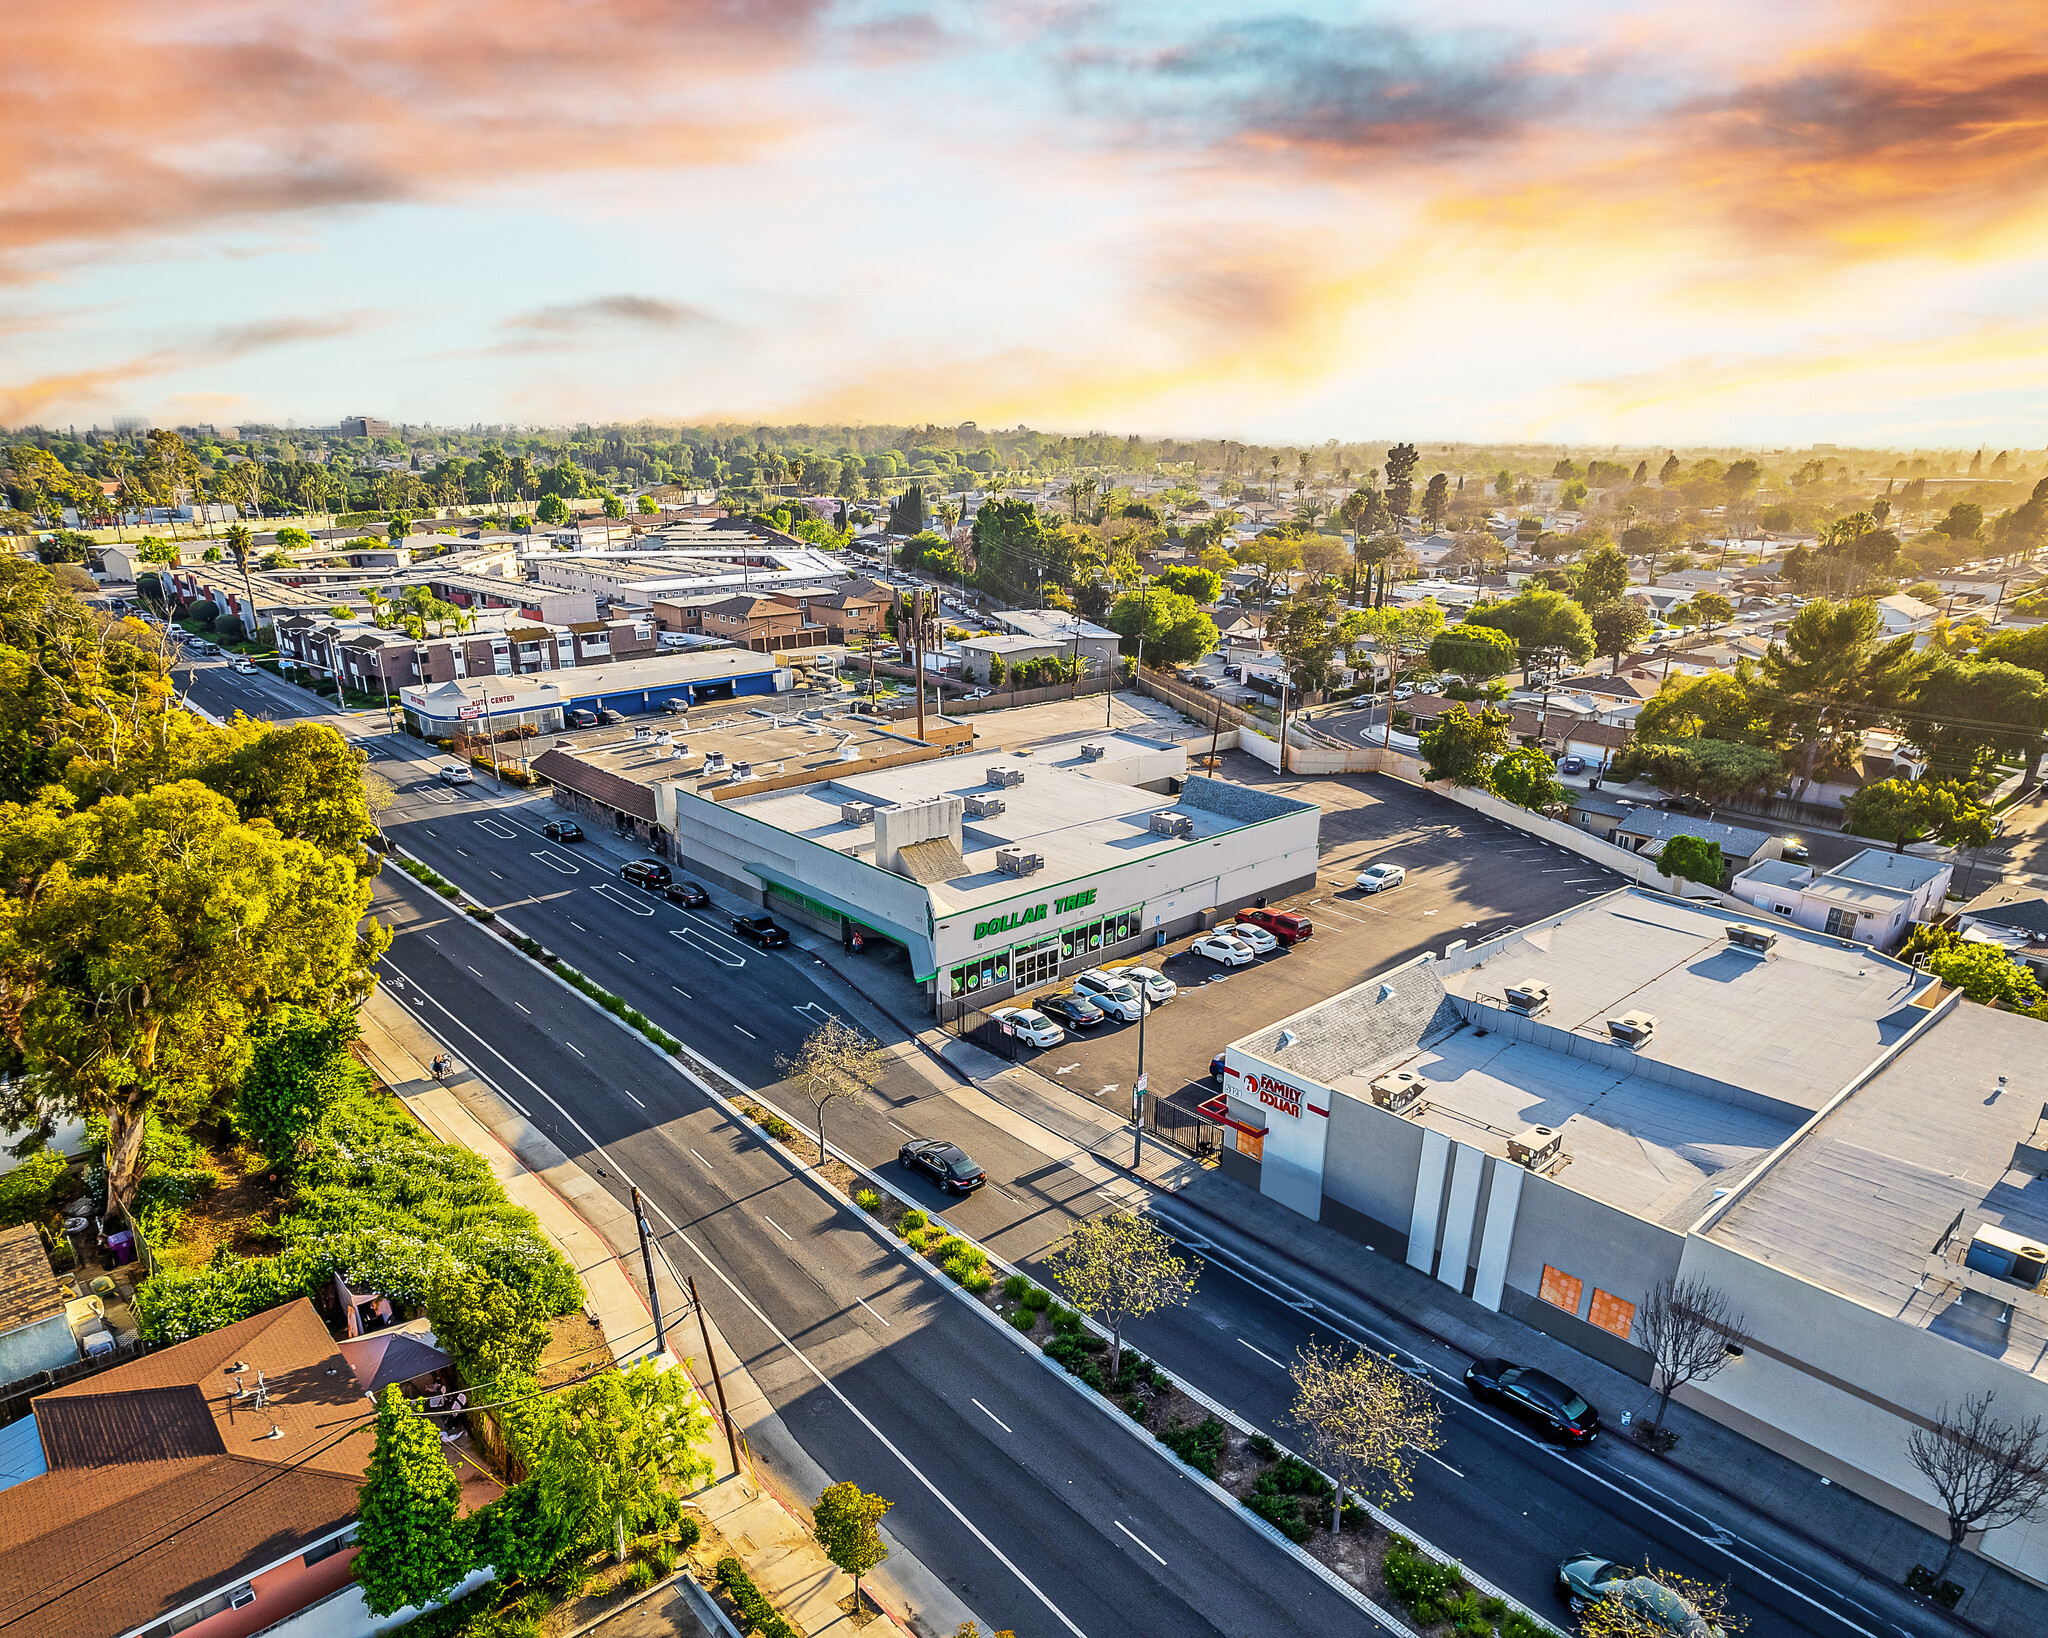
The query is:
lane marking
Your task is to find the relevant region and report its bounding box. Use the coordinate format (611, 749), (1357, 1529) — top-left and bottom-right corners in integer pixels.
(621, 1088), (645, 1109)
(688, 1148), (714, 1171)
(672, 985), (693, 1000)
(423, 827), (440, 837)
(973, 1398), (1012, 1433)
(592, 882), (656, 916)
(857, 1295), (893, 1329)
(734, 1025), (757, 1039)
(455, 847), (469, 857)
(467, 965), (485, 978)
(513, 1000), (530, 1014)
(1412, 1445), (1465, 1478)
(763, 1214), (794, 1242)
(474, 818), (517, 839)
(1237, 1338), (1287, 1370)
(491, 870), (507, 881)
(1113, 1520), (1166, 1566)
(570, 920), (588, 931)
(532, 850), (581, 875)
(565, 1041), (585, 1057)
(887, 1119), (914, 1136)
(423, 934), (440, 946)
(619, 952), (638, 963)
(795, 1001), (836, 1026)
(673, 926), (746, 968)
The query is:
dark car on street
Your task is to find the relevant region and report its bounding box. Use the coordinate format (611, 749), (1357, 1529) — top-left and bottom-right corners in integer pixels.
(1038, 992), (1107, 1030)
(898, 1137), (986, 1194)
(1465, 1358), (1600, 1443)
(1238, 907), (1314, 945)
(620, 859), (672, 888)
(661, 879), (710, 908)
(731, 913), (789, 947)
(1559, 755), (1587, 775)
(541, 819), (584, 843)
(1556, 1554), (1720, 1634)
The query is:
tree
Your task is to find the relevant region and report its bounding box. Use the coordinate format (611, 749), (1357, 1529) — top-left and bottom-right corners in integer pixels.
(1047, 1211), (1197, 1382)
(1908, 658), (2048, 784)
(1657, 835), (1725, 889)
(1906, 1393), (2048, 1581)
(137, 534), (180, 565)
(1614, 738), (1780, 805)
(1635, 667), (1774, 745)
(1461, 588), (1594, 677)
(969, 497), (1050, 601)
(1635, 1276), (1744, 1435)
(235, 1004), (369, 1168)
(1926, 941), (2048, 1013)
(1688, 592), (1734, 630)
(201, 721), (376, 858)
(778, 1016), (887, 1160)
(1575, 544), (1631, 611)
(223, 521), (260, 637)
(1419, 704), (1510, 787)
(637, 495), (659, 515)
(429, 1262), (552, 1391)
(1267, 590), (1352, 695)
(1298, 533), (1349, 586)
(1288, 1339), (1441, 1531)
(536, 493), (570, 525)
(356, 1384), (471, 1616)
(1156, 564), (1222, 604)
(1419, 474), (1450, 529)
(1490, 746), (1566, 812)
(1106, 586), (1219, 669)
(1591, 602), (1651, 673)
(1842, 777), (1992, 852)
(1579, 1567), (1744, 1638)
(1427, 624), (1518, 687)
(1384, 443), (1419, 521)
(813, 1481), (892, 1606)
(556, 1358), (714, 1561)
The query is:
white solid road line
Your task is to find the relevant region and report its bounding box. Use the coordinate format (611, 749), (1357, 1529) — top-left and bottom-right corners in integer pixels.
(763, 1214), (795, 1241)
(619, 952), (637, 963)
(1113, 1520), (1166, 1566)
(734, 1025), (756, 1039)
(565, 1041), (585, 1057)
(1237, 1338), (1287, 1370)
(688, 1147), (714, 1170)
(972, 1397), (1012, 1433)
(887, 1119), (914, 1136)
(621, 1088), (646, 1109)
(513, 1000), (530, 1014)
(857, 1295), (893, 1328)
(468, 965), (485, 978)
(1411, 1444), (1465, 1478)
(570, 920), (587, 931)
(672, 985), (693, 999)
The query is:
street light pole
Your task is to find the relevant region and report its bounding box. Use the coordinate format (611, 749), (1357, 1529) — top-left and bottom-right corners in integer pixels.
(632, 1186), (666, 1357)
(1132, 987), (1148, 1168)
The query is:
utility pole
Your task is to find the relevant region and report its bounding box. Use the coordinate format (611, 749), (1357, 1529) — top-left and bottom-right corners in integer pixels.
(1132, 984), (1148, 1168)
(632, 1186), (666, 1356)
(689, 1275), (743, 1478)
(1278, 675), (1290, 775)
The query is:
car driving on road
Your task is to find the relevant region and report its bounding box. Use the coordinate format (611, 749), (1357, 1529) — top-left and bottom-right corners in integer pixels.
(660, 879), (711, 908)
(1357, 862), (1407, 894)
(541, 819), (584, 842)
(621, 859), (672, 888)
(898, 1137), (987, 1193)
(1465, 1358), (1600, 1443)
(438, 764), (472, 784)
(988, 1006), (1065, 1048)
(1191, 933), (1257, 968)
(730, 913), (789, 946)
(1037, 992), (1106, 1029)
(230, 658), (257, 674)
(1555, 1554), (1719, 1635)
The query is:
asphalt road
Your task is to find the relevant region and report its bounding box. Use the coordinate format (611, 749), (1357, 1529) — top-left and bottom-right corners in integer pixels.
(373, 874), (1383, 1638)
(364, 750), (1903, 1638)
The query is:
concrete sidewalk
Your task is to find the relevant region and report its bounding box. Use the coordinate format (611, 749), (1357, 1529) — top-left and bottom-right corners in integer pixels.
(357, 986), (977, 1638)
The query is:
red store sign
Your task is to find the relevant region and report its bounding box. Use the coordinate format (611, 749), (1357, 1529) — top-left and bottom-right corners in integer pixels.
(1254, 1075), (1303, 1119)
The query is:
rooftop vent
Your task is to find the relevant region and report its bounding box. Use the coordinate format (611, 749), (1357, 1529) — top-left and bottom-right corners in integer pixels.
(1368, 1069), (1428, 1114)
(964, 794), (1006, 818)
(1507, 1125), (1566, 1173)
(700, 751), (727, 774)
(1079, 743), (1106, 761)
(1727, 925), (1778, 958)
(996, 848), (1045, 877)
(1965, 1224), (2048, 1290)
(730, 761), (753, 779)
(840, 801), (876, 826)
(1149, 810), (1194, 838)
(1503, 980), (1551, 1017)
(1607, 1010), (1657, 1048)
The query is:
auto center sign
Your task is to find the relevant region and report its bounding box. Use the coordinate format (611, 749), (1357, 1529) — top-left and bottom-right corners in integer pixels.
(1251, 1073), (1304, 1120)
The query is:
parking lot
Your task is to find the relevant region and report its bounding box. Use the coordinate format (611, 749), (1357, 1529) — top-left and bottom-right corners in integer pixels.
(999, 759), (1625, 1112)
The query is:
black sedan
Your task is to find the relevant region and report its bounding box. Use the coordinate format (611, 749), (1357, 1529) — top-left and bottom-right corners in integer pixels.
(898, 1137), (986, 1194)
(541, 819), (583, 843)
(731, 913), (789, 947)
(1037, 992), (1106, 1030)
(1464, 1358), (1600, 1443)
(620, 859), (671, 888)
(661, 879), (710, 908)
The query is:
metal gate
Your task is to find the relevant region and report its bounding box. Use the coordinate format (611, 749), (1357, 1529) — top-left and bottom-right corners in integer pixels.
(954, 1006), (1021, 1061)
(1146, 1093), (1221, 1158)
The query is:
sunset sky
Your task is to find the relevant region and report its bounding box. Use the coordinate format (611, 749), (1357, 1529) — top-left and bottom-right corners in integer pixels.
(6, 0), (2048, 444)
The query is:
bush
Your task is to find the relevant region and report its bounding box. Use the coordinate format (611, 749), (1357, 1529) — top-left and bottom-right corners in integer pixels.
(1049, 1305), (1083, 1333)
(1003, 1273), (1031, 1301)
(897, 1207), (926, 1235)
(960, 1265), (994, 1295)
(0, 1149), (69, 1228)
(1382, 1537), (1469, 1615)
(1008, 1306), (1038, 1331)
(1246, 1455), (1335, 1544)
(716, 1557), (798, 1638)
(855, 1189), (882, 1212)
(675, 1516), (702, 1551)
(623, 1561), (658, 1594)
(1022, 1285), (1051, 1311)
(1248, 1432), (1279, 1462)
(1159, 1416), (1226, 1478)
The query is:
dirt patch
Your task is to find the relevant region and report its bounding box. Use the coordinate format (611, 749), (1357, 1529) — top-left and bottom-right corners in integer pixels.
(537, 1309), (611, 1388)
(837, 1587), (885, 1627)
(142, 1137), (285, 1274)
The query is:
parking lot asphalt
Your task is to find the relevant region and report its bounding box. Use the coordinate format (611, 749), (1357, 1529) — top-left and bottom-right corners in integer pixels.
(1003, 762), (1626, 1112)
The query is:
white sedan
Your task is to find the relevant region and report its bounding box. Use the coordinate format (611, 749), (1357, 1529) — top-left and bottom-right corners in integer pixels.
(1357, 862), (1407, 894)
(988, 1006), (1064, 1049)
(1191, 934), (1257, 968)
(1118, 965), (1178, 1003)
(230, 658), (257, 674)
(1223, 921), (1279, 955)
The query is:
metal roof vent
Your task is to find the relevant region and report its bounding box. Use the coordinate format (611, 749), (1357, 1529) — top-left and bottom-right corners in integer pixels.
(1276, 1029), (1299, 1051)
(1503, 980), (1551, 1017)
(1378, 982), (1398, 1002)
(1368, 1069), (1427, 1114)
(1607, 1010), (1657, 1048)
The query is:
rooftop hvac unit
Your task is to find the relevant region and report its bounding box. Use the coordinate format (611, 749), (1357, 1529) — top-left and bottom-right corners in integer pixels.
(1149, 810), (1194, 838)
(1503, 980), (1551, 1017)
(964, 794), (1006, 818)
(1726, 925), (1778, 958)
(997, 848), (1045, 877)
(1079, 743), (1106, 761)
(1607, 1010), (1657, 1048)
(1965, 1224), (2048, 1290)
(730, 761), (753, 779)
(986, 765), (1024, 788)
(1507, 1125), (1566, 1173)
(700, 751), (727, 774)
(840, 801), (876, 826)
(1368, 1069), (1428, 1114)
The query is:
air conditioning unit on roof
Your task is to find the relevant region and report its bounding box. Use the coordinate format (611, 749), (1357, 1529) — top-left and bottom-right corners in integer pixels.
(1149, 811), (1194, 838)
(997, 848), (1044, 877)
(1726, 925), (1778, 958)
(1607, 1010), (1657, 1047)
(1368, 1069), (1428, 1114)
(1503, 980), (1551, 1017)
(1507, 1125), (1565, 1172)
(1079, 743), (1106, 761)
(986, 765), (1024, 788)
(963, 794), (1005, 818)
(840, 801), (875, 826)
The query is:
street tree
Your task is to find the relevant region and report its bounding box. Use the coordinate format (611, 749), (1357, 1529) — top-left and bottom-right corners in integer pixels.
(1288, 1339), (1442, 1531)
(555, 1357), (715, 1561)
(1842, 777), (1995, 852)
(1591, 602), (1651, 673)
(1490, 746), (1566, 813)
(1048, 1211), (1198, 1382)
(1419, 704), (1510, 787)
(356, 1385), (471, 1616)
(1657, 835), (1725, 889)
(1906, 1393), (2048, 1581)
(1106, 585), (1219, 669)
(1635, 1276), (1745, 1435)
(1426, 625), (1518, 689)
(1574, 544), (1631, 610)
(778, 1015), (888, 1161)
(1268, 590), (1354, 696)
(1688, 592), (1734, 630)
(813, 1481), (893, 1606)
(1908, 657), (2048, 784)
(1461, 588), (1594, 678)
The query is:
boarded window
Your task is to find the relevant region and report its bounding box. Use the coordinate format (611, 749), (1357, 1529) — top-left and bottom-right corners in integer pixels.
(1539, 1265), (1583, 1316)
(1587, 1288), (1636, 1339)
(1232, 1127), (1265, 1163)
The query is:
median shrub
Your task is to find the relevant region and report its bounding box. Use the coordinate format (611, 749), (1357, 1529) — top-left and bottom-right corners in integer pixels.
(854, 1189), (882, 1212)
(896, 1207), (926, 1235)
(1158, 1415), (1226, 1478)
(716, 1558), (797, 1638)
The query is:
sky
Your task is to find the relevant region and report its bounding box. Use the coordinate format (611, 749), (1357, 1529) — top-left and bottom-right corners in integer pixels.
(6, 0), (2048, 447)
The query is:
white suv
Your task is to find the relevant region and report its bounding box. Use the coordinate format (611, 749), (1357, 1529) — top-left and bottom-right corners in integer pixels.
(1072, 970), (1146, 1021)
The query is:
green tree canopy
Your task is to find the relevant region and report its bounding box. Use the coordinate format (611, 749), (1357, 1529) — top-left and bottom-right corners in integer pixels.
(1490, 746), (1566, 812)
(1590, 602), (1651, 672)
(1635, 665), (1775, 745)
(813, 1482), (893, 1603)
(1614, 737), (1780, 804)
(1927, 941), (2048, 1014)
(1267, 590), (1358, 695)
(1574, 544), (1630, 610)
(1658, 834), (1725, 888)
(1427, 624), (1519, 685)
(356, 1385), (470, 1617)
(1106, 585), (1219, 668)
(969, 497), (1052, 601)
(1460, 588), (1594, 673)
(1420, 704), (1510, 786)
(1156, 564), (1223, 604)
(235, 1004), (369, 1169)
(1907, 657), (2048, 782)
(1842, 777), (1995, 852)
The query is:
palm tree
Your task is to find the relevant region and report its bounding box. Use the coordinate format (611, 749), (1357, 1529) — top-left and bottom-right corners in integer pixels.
(224, 522), (259, 640)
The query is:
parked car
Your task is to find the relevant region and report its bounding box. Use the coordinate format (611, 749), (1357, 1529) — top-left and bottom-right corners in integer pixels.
(1558, 755), (1587, 775)
(568, 709), (599, 728)
(988, 1006), (1065, 1048)
(1210, 1052), (1227, 1081)
(1356, 863), (1407, 895)
(1555, 1555), (1719, 1635)
(541, 819), (584, 842)
(1465, 1359), (1600, 1444)
(1222, 921), (1279, 955)
(730, 913), (789, 947)
(438, 764), (472, 784)
(1238, 907), (1313, 944)
(663, 698), (692, 715)
(898, 1137), (987, 1194)
(1037, 992), (1107, 1029)
(1072, 970), (1147, 1020)
(1118, 965), (1177, 1003)
(621, 859), (672, 888)
(230, 658), (257, 674)
(1656, 794), (1702, 813)
(1191, 933), (1257, 968)
(661, 879), (711, 907)
(596, 707), (624, 725)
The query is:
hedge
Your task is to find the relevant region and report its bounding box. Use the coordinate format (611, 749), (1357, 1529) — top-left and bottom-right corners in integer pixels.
(715, 1558), (797, 1638)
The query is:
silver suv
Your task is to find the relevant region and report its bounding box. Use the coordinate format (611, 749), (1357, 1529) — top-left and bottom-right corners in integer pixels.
(1072, 969), (1147, 1021)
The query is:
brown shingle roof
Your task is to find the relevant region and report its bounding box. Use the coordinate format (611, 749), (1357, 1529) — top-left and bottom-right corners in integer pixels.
(0, 1224), (63, 1336)
(531, 749), (658, 821)
(0, 1300), (377, 1638)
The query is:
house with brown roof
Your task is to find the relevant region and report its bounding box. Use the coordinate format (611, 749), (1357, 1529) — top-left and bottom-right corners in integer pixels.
(0, 1298), (471, 1638)
(798, 587), (886, 641)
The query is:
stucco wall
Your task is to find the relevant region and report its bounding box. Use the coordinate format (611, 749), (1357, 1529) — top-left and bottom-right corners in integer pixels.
(1502, 1171), (1680, 1378)
(1321, 1090), (1429, 1239)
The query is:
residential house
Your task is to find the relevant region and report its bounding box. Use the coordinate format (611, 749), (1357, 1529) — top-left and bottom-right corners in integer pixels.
(1954, 886), (2048, 983)
(987, 609), (1121, 672)
(1731, 846), (1951, 950)
(1612, 809), (1780, 878)
(1566, 787), (1635, 841)
(0, 1225), (72, 1382)
(798, 587), (886, 641)
(957, 633), (1061, 684)
(1874, 592), (1939, 643)
(697, 593), (810, 646)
